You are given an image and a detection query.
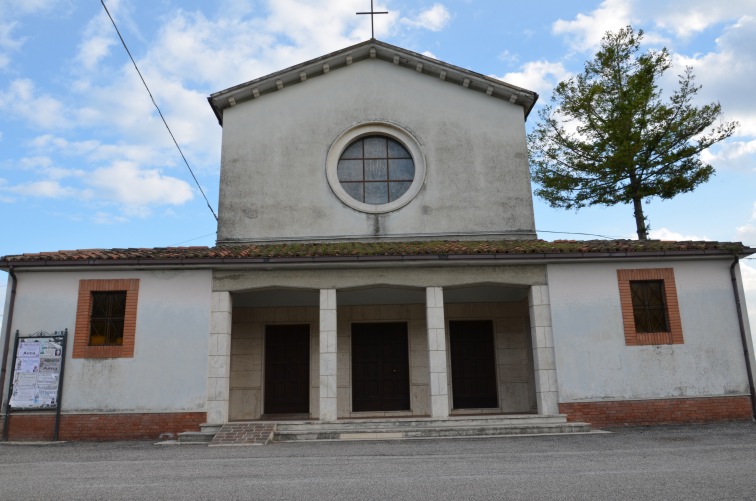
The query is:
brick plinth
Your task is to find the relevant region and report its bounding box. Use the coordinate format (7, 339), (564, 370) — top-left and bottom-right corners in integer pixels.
(3, 412), (206, 441)
(560, 396), (753, 428)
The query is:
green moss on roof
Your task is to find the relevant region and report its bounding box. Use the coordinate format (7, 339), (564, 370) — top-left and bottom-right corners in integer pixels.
(1, 239), (754, 264)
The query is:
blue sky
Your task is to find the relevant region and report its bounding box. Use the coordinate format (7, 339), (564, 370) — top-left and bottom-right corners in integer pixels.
(1, 0), (755, 331)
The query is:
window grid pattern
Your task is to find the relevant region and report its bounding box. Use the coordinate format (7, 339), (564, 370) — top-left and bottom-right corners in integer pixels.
(617, 268), (683, 346)
(630, 280), (670, 333)
(337, 136), (415, 205)
(74, 279), (139, 358)
(89, 291), (127, 346)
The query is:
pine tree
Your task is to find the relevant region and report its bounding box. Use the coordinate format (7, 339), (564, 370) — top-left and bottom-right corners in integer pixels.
(529, 26), (737, 240)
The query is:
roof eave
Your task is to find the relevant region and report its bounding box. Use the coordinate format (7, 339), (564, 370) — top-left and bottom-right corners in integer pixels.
(2, 247), (752, 271)
(207, 39), (538, 126)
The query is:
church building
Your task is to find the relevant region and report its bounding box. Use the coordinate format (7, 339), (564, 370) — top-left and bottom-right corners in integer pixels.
(1, 39), (754, 441)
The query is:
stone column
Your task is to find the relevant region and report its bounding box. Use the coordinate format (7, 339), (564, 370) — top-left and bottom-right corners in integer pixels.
(319, 289), (338, 421)
(528, 285), (559, 415)
(426, 286), (449, 418)
(207, 291), (232, 424)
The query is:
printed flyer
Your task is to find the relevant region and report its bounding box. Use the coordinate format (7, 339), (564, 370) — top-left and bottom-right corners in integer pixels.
(9, 338), (63, 409)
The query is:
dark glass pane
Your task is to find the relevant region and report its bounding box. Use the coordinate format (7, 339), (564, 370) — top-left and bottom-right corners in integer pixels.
(387, 139), (411, 159)
(109, 293), (126, 317)
(630, 280), (669, 333)
(106, 320), (124, 345)
(89, 320), (108, 345)
(364, 137), (387, 158)
(341, 182), (364, 202)
(338, 160), (363, 181)
(89, 291), (126, 346)
(341, 140), (363, 159)
(646, 282), (664, 304)
(365, 159), (388, 181)
(648, 308), (667, 332)
(91, 293), (109, 317)
(389, 159), (414, 180)
(365, 182), (389, 204)
(389, 181), (412, 201)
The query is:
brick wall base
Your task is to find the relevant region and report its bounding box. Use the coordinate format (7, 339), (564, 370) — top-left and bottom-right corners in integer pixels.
(2, 411), (206, 441)
(560, 396), (753, 428)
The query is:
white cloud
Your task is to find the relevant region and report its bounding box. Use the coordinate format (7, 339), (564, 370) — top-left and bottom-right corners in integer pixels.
(87, 161), (194, 208)
(402, 4), (451, 32)
(738, 225), (756, 245)
(498, 50), (519, 64)
(700, 140), (756, 171)
(76, 10), (118, 70)
(670, 16), (756, 137)
(740, 261), (756, 343)
(7, 180), (81, 199)
(92, 211), (130, 225)
(737, 205), (756, 245)
(496, 61), (571, 95)
(0, 0), (62, 70)
(634, 0), (756, 38)
(0, 79), (70, 129)
(0, 0), (60, 16)
(648, 228), (710, 241)
(552, 0), (635, 52)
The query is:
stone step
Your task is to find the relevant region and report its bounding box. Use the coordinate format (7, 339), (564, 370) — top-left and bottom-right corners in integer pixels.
(276, 414), (570, 432)
(177, 431), (216, 444)
(273, 421), (591, 442)
(209, 422), (276, 446)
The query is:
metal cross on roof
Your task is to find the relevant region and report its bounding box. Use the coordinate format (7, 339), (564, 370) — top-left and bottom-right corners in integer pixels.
(356, 0), (388, 39)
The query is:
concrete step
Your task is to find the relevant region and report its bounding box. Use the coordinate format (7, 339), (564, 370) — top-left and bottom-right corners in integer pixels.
(274, 423), (591, 442)
(177, 431), (216, 444)
(273, 416), (591, 442)
(276, 414), (570, 432)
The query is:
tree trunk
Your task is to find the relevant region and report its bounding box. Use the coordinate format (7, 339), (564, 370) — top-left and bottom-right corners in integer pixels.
(632, 197), (648, 240)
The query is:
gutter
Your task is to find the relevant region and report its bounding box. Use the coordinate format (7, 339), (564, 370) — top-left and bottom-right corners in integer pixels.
(0, 267), (17, 429)
(730, 258), (756, 419)
(0, 249), (746, 270)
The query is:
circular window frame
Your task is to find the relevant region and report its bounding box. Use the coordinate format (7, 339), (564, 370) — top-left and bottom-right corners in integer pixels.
(326, 122), (426, 214)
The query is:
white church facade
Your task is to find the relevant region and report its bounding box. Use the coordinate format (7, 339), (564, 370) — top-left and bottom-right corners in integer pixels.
(1, 40), (754, 440)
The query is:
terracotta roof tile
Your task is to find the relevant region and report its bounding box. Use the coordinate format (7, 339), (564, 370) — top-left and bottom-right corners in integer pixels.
(1, 239), (753, 267)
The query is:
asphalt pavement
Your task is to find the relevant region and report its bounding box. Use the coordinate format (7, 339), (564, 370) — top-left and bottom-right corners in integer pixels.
(1, 422), (755, 500)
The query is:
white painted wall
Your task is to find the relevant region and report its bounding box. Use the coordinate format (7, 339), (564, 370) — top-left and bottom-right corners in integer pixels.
(547, 260), (752, 402)
(217, 58), (536, 242)
(2, 269), (212, 413)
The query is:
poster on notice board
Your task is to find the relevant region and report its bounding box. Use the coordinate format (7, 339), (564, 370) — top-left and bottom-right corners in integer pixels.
(9, 337), (63, 409)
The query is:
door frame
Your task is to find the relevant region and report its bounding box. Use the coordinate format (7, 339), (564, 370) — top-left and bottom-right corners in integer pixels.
(349, 321), (412, 413)
(263, 323), (311, 415)
(447, 318), (500, 410)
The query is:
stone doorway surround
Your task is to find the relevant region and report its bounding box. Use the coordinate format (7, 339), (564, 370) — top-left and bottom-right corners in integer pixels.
(208, 265), (559, 424)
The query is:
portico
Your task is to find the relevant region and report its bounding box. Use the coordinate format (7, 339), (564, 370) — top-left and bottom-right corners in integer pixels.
(205, 263), (558, 425)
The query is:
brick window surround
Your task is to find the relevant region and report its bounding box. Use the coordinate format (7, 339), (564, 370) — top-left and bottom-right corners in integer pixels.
(74, 279), (139, 358)
(617, 268), (683, 346)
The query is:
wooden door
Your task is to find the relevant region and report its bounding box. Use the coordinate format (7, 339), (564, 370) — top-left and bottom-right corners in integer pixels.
(351, 322), (410, 412)
(450, 320), (498, 409)
(264, 324), (310, 414)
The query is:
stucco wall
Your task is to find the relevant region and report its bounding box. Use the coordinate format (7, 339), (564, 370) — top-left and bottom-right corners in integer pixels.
(547, 260), (750, 402)
(2, 269), (212, 413)
(217, 58), (535, 242)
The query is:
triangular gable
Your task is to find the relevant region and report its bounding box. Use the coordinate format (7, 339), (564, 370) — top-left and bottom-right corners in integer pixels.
(207, 39), (539, 125)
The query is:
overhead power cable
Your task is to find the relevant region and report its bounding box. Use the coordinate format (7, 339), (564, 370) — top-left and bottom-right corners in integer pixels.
(100, 0), (218, 222)
(536, 229), (620, 240)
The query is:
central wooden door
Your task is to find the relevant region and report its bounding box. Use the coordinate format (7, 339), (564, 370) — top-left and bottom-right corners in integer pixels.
(450, 320), (498, 409)
(351, 322), (410, 412)
(264, 324), (310, 414)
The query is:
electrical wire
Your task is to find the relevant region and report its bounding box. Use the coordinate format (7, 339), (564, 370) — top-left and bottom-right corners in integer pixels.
(536, 229), (620, 240)
(168, 232), (218, 247)
(100, 0), (218, 222)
